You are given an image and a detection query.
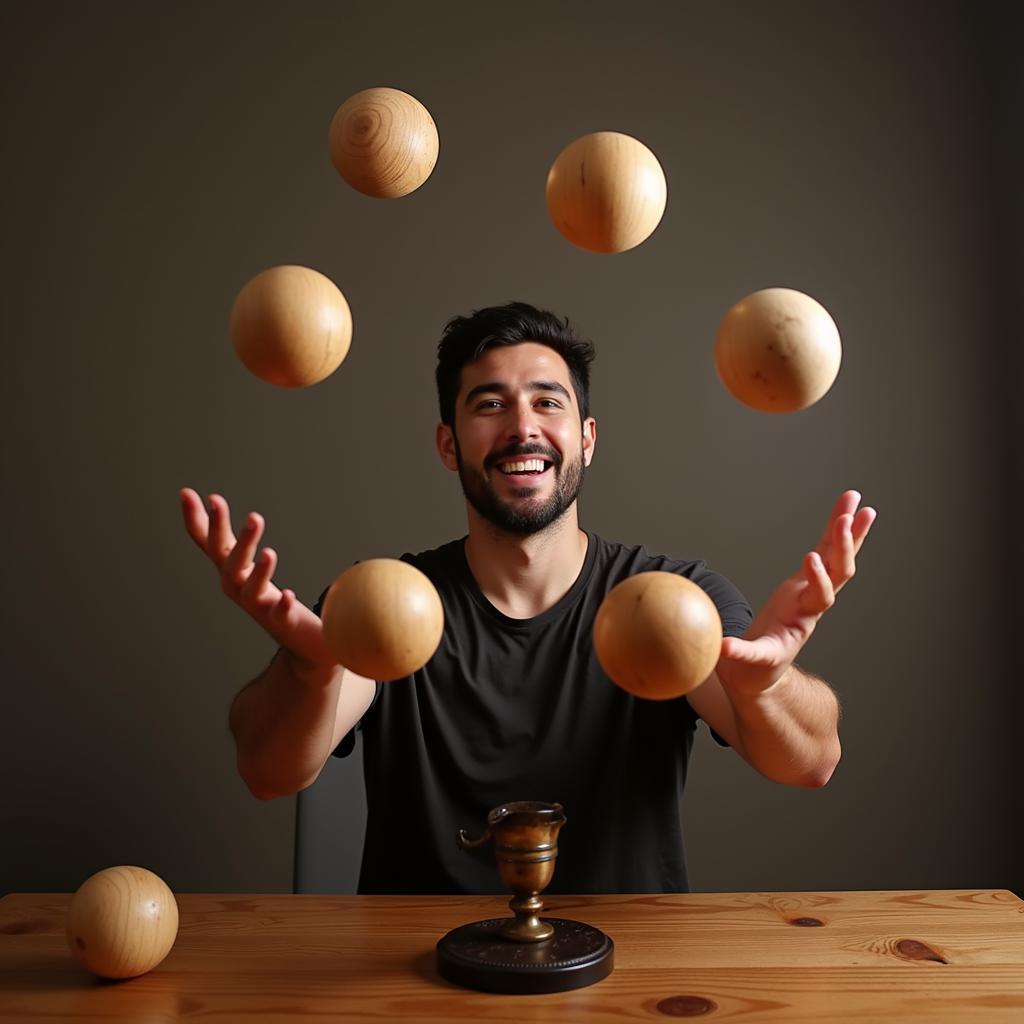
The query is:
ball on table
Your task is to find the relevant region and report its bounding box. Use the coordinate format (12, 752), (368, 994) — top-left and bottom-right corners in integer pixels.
(545, 131), (667, 253)
(714, 288), (842, 413)
(594, 572), (722, 700)
(66, 866), (178, 979)
(328, 87), (439, 198)
(321, 559), (444, 680)
(229, 265), (352, 388)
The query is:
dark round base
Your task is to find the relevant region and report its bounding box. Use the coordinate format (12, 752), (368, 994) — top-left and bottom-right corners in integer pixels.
(436, 917), (614, 994)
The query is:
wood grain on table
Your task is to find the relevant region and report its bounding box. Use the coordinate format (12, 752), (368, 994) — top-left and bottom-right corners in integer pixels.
(2, 889), (1023, 1022)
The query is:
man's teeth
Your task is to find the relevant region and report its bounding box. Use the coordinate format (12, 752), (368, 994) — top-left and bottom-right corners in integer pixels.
(500, 459), (547, 474)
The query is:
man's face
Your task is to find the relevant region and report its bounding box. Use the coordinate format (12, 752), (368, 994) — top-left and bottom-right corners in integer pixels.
(436, 342), (596, 535)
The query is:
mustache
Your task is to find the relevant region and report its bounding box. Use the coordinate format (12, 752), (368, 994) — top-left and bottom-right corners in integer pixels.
(484, 442), (561, 471)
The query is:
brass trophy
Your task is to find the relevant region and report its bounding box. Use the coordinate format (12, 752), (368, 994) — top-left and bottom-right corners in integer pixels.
(435, 802), (614, 994)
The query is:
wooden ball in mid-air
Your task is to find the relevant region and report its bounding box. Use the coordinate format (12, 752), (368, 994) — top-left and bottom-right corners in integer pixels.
(545, 131), (667, 253)
(229, 265), (352, 388)
(714, 288), (842, 413)
(321, 559), (444, 680)
(594, 572), (722, 700)
(328, 87), (438, 198)
(66, 866), (178, 979)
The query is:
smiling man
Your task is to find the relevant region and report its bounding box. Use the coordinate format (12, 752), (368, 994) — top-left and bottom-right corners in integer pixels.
(441, 340), (591, 541)
(181, 301), (875, 895)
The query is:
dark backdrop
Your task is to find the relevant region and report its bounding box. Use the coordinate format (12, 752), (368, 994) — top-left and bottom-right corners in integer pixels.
(3, 0), (1020, 897)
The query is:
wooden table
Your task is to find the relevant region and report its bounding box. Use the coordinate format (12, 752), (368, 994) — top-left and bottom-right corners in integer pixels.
(2, 890), (1023, 1022)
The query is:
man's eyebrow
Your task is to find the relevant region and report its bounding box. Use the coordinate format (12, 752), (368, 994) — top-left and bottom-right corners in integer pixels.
(463, 380), (572, 405)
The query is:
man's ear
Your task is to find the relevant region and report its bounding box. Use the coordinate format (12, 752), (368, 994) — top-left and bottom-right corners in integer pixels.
(582, 416), (597, 467)
(436, 422), (459, 471)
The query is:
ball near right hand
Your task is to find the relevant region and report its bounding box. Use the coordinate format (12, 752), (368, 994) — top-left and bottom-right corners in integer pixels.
(714, 288), (842, 413)
(594, 572), (723, 700)
(321, 559), (444, 680)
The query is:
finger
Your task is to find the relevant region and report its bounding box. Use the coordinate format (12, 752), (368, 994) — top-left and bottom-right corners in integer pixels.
(180, 488), (210, 550)
(827, 514), (856, 589)
(815, 490), (861, 553)
(268, 587), (298, 629)
(222, 512), (266, 587)
(206, 494), (239, 563)
(267, 589), (310, 638)
(801, 551), (835, 614)
(851, 506), (877, 556)
(240, 546), (278, 605)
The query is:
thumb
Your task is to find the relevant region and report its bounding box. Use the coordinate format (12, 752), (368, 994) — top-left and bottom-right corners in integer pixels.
(720, 635), (782, 667)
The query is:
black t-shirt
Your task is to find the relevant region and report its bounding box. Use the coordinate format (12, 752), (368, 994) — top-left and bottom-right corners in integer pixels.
(322, 532), (752, 895)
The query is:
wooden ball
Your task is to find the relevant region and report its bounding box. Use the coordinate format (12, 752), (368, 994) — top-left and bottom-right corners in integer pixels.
(594, 572), (722, 700)
(66, 866), (178, 979)
(229, 265), (352, 388)
(714, 288), (842, 413)
(321, 559), (444, 680)
(546, 131), (667, 253)
(328, 87), (438, 198)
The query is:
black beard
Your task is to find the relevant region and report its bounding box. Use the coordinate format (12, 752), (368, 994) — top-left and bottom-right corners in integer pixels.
(454, 438), (585, 536)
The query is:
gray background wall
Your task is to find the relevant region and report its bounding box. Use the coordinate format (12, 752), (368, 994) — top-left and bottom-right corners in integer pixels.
(3, 0), (1020, 897)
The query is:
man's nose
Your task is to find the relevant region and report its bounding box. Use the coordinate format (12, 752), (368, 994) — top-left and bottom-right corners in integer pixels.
(506, 400), (541, 441)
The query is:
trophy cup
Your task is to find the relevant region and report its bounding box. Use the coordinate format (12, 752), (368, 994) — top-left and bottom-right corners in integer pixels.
(435, 801), (614, 993)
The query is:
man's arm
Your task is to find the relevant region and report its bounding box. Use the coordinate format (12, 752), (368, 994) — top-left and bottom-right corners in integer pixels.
(181, 488), (375, 800)
(687, 490), (875, 787)
(229, 652), (375, 800)
(688, 664), (841, 786)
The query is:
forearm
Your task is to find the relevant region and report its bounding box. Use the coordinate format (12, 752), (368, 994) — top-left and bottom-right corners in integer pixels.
(229, 649), (345, 800)
(730, 665), (841, 788)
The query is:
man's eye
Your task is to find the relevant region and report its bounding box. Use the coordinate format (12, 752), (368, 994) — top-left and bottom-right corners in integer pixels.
(536, 399), (562, 409)
(477, 400), (503, 410)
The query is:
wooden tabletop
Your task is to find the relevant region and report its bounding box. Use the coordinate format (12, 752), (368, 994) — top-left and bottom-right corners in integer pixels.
(2, 889), (1023, 1022)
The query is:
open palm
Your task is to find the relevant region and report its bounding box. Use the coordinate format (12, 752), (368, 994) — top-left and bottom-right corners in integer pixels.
(180, 488), (336, 671)
(717, 491), (876, 697)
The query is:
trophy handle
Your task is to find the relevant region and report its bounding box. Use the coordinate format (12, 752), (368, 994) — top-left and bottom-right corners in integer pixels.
(456, 828), (492, 850)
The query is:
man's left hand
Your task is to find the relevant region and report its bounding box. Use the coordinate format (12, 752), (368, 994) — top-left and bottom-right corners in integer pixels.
(716, 490), (876, 698)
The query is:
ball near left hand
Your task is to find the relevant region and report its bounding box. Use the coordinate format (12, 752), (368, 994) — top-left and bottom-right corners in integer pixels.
(66, 866), (179, 979)
(594, 572), (723, 700)
(321, 559), (444, 680)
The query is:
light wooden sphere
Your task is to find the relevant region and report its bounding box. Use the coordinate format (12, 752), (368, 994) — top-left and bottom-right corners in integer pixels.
(546, 131), (667, 253)
(66, 866), (178, 979)
(328, 87), (438, 198)
(594, 572), (722, 700)
(321, 559), (444, 680)
(714, 288), (842, 413)
(229, 265), (352, 388)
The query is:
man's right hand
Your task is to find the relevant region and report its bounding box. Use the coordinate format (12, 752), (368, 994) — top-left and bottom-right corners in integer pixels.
(180, 488), (338, 675)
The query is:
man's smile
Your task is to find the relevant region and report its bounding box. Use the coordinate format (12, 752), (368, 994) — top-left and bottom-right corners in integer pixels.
(483, 443), (559, 488)
(493, 456), (553, 484)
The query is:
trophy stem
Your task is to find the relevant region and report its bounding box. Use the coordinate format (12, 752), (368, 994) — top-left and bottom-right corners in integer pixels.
(502, 893), (553, 942)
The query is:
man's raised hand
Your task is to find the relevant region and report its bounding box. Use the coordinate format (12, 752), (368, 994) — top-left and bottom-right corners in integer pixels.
(717, 490), (876, 695)
(179, 488), (336, 671)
